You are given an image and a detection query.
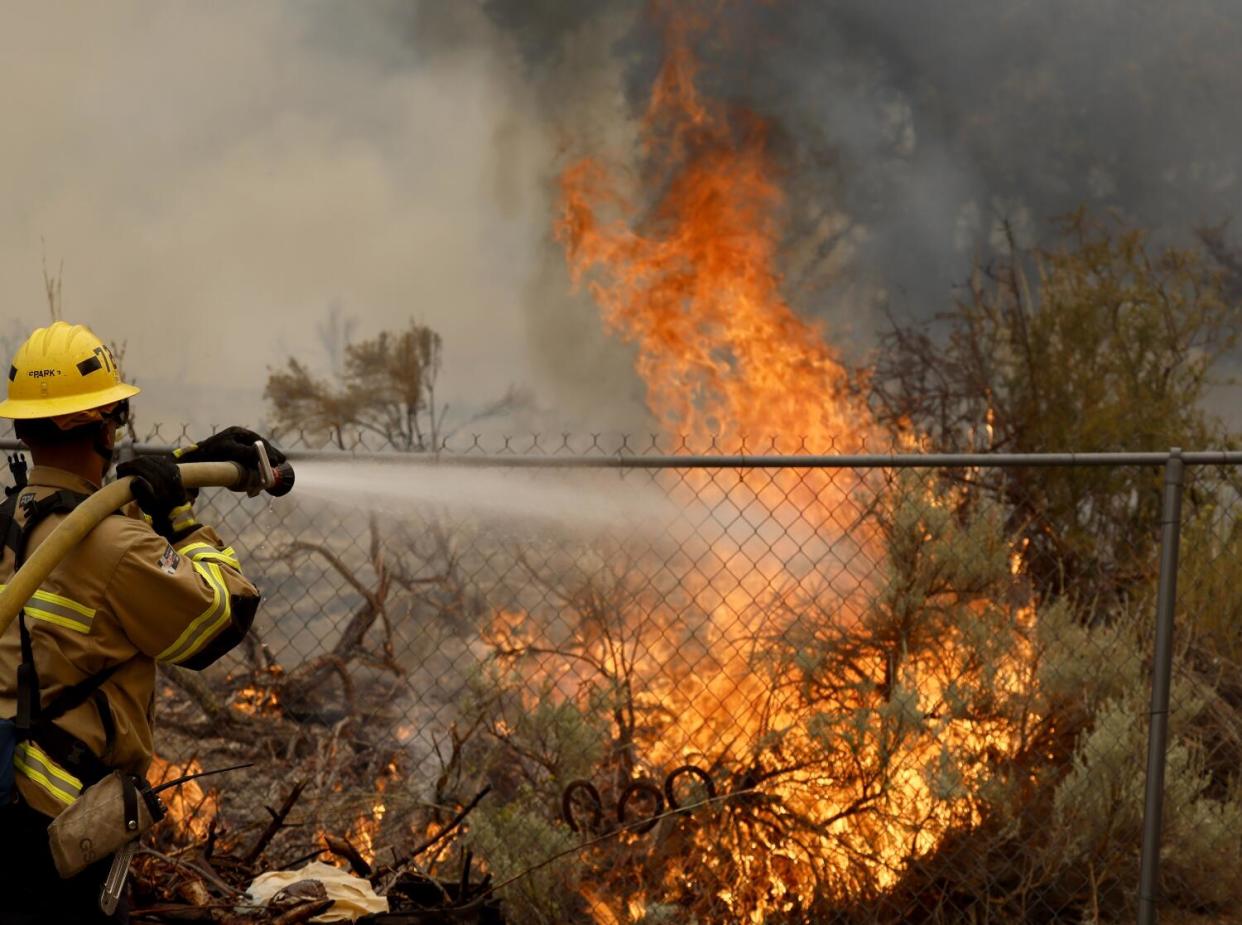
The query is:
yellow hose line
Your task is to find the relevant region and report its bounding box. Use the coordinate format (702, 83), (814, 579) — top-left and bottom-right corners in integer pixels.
(0, 461), (246, 638)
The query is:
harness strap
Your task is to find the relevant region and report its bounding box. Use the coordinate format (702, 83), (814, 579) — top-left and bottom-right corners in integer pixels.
(15, 615), (39, 732)
(34, 721), (111, 786)
(92, 689), (116, 759)
(11, 490), (92, 734)
(3, 487), (121, 789)
(0, 493), (20, 565)
(0, 516), (18, 557)
(39, 663), (122, 727)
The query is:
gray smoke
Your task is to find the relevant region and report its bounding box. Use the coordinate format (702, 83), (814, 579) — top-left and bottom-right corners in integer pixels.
(0, 1), (562, 435)
(436, 1), (1242, 364)
(424, 0), (1242, 425)
(4, 1), (1239, 436)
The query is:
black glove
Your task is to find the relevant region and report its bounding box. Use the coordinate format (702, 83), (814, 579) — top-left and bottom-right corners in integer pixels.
(116, 455), (195, 539)
(176, 426), (287, 469)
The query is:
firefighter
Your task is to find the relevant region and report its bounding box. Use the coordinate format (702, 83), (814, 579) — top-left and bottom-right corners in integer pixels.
(0, 321), (282, 924)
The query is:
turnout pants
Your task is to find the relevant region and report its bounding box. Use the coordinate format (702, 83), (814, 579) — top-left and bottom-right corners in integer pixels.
(0, 798), (127, 924)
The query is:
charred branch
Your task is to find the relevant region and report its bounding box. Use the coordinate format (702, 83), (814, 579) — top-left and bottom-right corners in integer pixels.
(243, 780), (308, 865)
(321, 833), (372, 878)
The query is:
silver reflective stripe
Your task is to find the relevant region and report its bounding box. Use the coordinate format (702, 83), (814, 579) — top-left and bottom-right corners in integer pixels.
(157, 561), (231, 664)
(169, 503), (197, 532)
(14, 741), (83, 805)
(0, 584), (95, 634)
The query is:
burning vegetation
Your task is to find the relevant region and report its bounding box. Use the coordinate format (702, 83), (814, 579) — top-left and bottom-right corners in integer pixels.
(513, 11), (1035, 921)
(120, 5), (1242, 925)
(454, 8), (1242, 925)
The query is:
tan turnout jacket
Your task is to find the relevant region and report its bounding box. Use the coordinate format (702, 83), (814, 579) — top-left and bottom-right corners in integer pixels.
(0, 466), (259, 817)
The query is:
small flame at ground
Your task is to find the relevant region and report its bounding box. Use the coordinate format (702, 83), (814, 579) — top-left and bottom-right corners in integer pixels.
(147, 755), (217, 842)
(324, 759), (401, 868)
(228, 665), (284, 717)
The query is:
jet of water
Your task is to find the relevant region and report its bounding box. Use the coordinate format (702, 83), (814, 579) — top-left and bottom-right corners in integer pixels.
(290, 458), (676, 532)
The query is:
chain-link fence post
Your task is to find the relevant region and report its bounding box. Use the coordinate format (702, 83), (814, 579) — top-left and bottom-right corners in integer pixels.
(1137, 448), (1185, 925)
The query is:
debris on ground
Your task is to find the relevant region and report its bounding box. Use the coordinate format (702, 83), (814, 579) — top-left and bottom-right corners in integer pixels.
(248, 862), (388, 921)
(128, 713), (506, 925)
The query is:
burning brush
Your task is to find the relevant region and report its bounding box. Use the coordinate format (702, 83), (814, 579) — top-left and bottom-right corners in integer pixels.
(468, 6), (1048, 922)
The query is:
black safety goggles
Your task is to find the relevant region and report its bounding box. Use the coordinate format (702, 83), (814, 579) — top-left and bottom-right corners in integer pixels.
(102, 399), (130, 428)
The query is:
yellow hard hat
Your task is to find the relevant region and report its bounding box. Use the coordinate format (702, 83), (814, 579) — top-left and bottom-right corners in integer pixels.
(0, 321), (140, 420)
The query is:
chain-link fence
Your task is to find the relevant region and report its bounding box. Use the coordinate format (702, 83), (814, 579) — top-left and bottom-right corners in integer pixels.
(3, 430), (1240, 925)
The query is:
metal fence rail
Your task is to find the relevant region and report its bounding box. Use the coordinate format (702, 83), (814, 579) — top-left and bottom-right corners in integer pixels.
(2, 431), (1239, 925)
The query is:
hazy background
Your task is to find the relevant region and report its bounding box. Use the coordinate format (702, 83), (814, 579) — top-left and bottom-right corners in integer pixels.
(2, 0), (1239, 437)
(1, 1), (564, 433)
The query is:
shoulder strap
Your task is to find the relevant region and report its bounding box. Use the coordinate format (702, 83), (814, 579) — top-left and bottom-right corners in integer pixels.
(2, 487), (102, 563)
(12, 489), (90, 568)
(38, 664), (122, 727)
(5, 486), (122, 788)
(0, 492), (19, 562)
(10, 489), (104, 734)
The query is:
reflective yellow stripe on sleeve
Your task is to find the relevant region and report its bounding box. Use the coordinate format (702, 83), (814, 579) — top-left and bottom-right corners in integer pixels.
(156, 560), (232, 664)
(175, 542), (241, 572)
(14, 741), (84, 805)
(169, 503), (199, 534)
(0, 584), (95, 634)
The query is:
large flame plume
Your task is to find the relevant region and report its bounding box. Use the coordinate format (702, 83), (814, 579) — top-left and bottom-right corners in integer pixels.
(556, 17), (873, 457)
(509, 6), (1038, 922)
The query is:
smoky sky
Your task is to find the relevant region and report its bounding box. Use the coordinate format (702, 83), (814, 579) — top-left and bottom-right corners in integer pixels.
(3, 1), (1240, 437)
(0, 1), (558, 434)
(460, 0), (1242, 322)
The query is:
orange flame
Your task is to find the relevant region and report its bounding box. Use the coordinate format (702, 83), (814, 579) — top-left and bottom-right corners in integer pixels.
(333, 760), (400, 868)
(540, 7), (1036, 922)
(147, 755), (217, 842)
(552, 0), (889, 771)
(230, 686), (280, 716)
(557, 17), (874, 463)
(229, 665), (284, 717)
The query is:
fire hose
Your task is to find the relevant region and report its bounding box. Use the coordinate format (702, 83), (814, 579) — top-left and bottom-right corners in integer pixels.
(0, 448), (294, 640)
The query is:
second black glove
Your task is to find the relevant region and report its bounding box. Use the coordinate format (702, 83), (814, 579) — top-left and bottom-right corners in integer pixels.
(116, 455), (195, 539)
(176, 426), (287, 469)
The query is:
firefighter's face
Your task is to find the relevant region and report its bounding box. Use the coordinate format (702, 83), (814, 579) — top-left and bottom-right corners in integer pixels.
(98, 401), (130, 465)
(50, 399), (128, 435)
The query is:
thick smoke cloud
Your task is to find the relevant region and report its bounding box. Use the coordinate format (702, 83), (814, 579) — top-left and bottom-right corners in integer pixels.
(744, 2), (1240, 313)
(467, 0), (1242, 346)
(3, 2), (1239, 436)
(0, 1), (563, 434)
(474, 0), (1242, 291)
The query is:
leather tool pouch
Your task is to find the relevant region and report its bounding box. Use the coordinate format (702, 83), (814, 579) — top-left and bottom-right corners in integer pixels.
(47, 770), (166, 878)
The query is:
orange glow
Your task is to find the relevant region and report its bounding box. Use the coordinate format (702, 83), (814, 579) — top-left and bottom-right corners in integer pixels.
(229, 666), (284, 717)
(536, 6), (1038, 922)
(230, 686), (280, 716)
(348, 760), (400, 866)
(556, 16), (875, 469)
(147, 755), (217, 842)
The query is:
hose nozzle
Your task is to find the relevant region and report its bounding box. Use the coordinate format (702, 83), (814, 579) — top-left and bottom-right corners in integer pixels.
(249, 441), (295, 497)
(268, 460), (295, 497)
